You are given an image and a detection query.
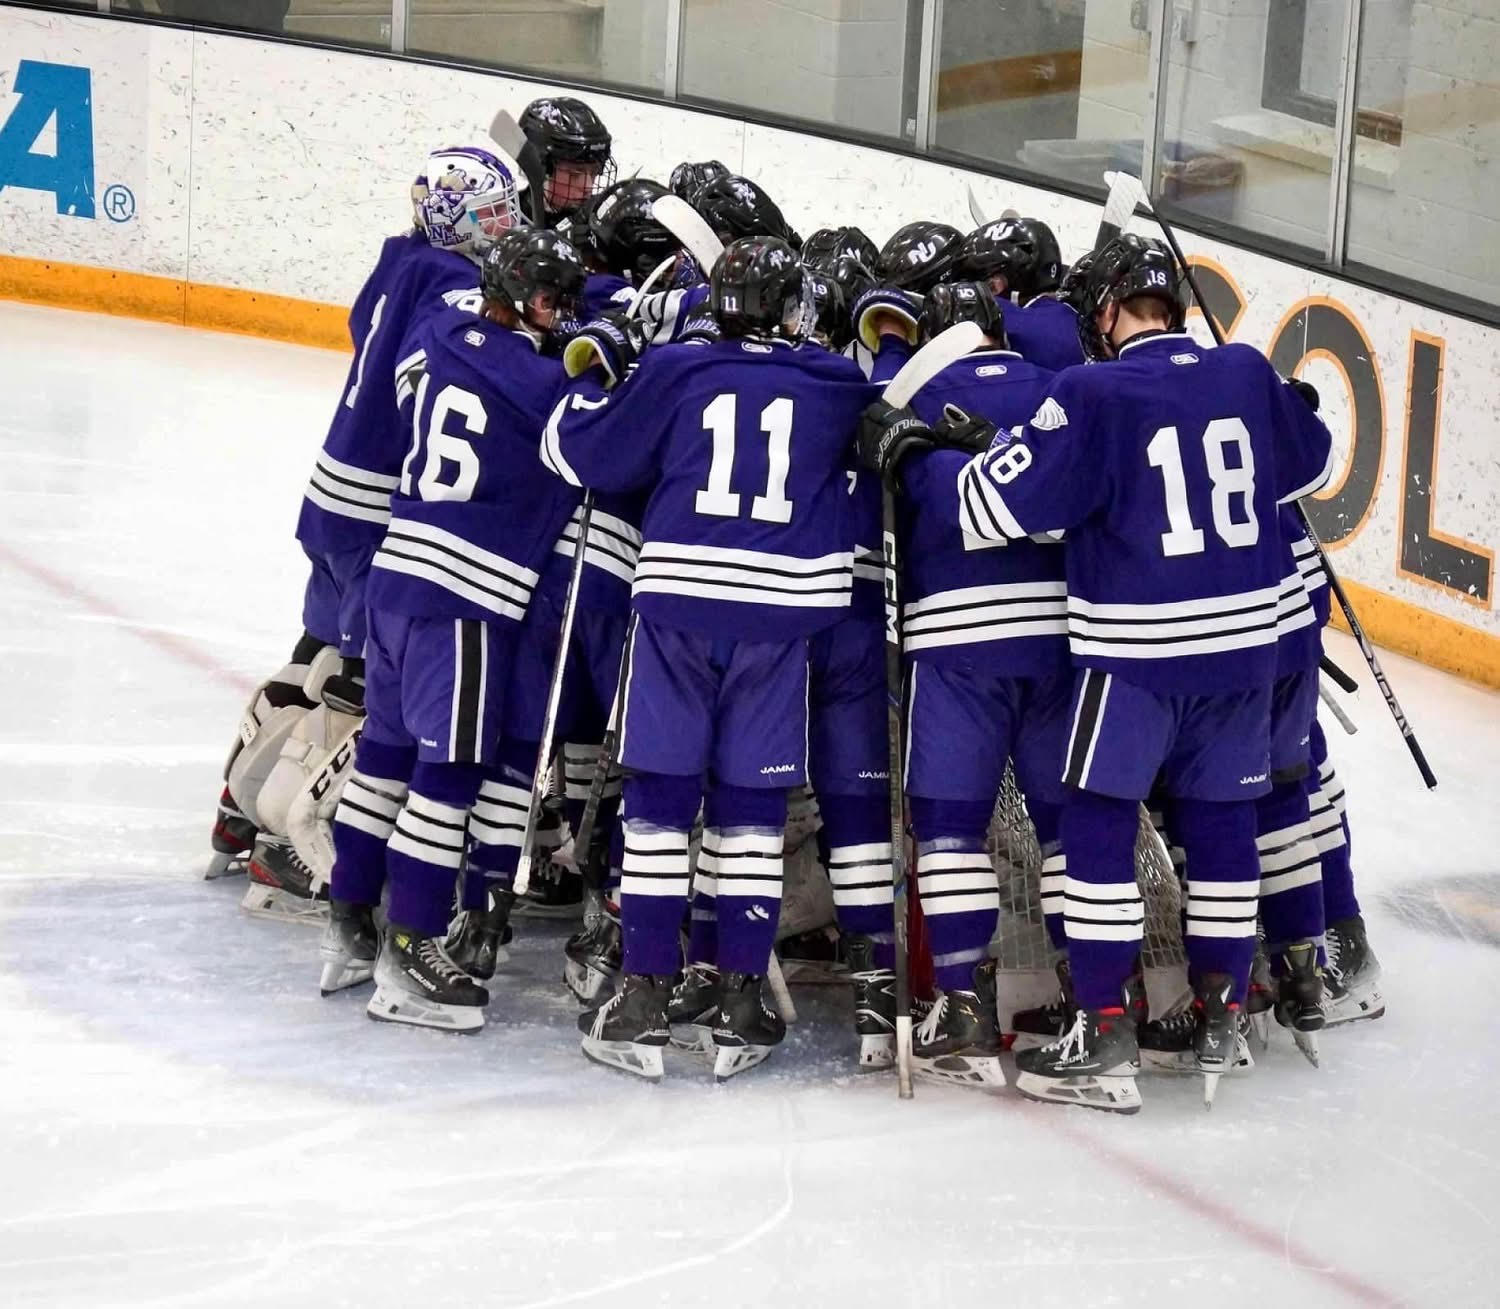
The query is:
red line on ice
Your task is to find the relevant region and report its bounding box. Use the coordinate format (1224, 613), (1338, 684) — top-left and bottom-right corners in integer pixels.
(0, 540), (257, 697)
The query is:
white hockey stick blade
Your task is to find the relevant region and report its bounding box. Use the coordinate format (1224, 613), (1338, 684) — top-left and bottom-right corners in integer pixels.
(1095, 170), (1147, 248)
(488, 109), (525, 156)
(966, 184), (988, 228)
(767, 951), (798, 1025)
(881, 321), (984, 408)
(1319, 679), (1359, 735)
(651, 195), (724, 275)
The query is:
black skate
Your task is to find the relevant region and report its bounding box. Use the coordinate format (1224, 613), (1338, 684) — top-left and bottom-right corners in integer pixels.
(1323, 915), (1384, 1026)
(1014, 1007), (1141, 1113)
(1273, 939), (1325, 1066)
(564, 909), (622, 1003)
(319, 898), (378, 994)
(1193, 973), (1241, 1109)
(846, 935), (896, 1070)
(775, 924), (845, 985)
(666, 963), (721, 1053)
(444, 888), (515, 983)
(912, 961), (1005, 1090)
(1139, 1004), (1255, 1076)
(514, 807), (583, 920)
(241, 834), (328, 924)
(578, 974), (671, 1081)
(207, 786), (255, 879)
(1010, 957), (1076, 1047)
(712, 972), (787, 1081)
(1246, 931), (1274, 1050)
(367, 926), (488, 1033)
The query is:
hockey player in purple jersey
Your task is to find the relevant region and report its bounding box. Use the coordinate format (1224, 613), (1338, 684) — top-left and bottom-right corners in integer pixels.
(317, 228), (586, 1032)
(207, 146), (526, 888)
(867, 235), (1333, 1111)
(954, 216), (1082, 371)
(543, 237), (878, 1081)
(860, 281), (1065, 1089)
(519, 97), (616, 224)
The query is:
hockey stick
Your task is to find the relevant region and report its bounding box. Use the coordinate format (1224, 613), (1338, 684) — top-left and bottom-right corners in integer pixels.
(875, 320), (988, 1099)
(1095, 169), (1147, 252)
(964, 186), (1019, 230)
(1117, 176), (1438, 790)
(1320, 652), (1358, 695)
(1319, 679), (1359, 736)
(650, 194), (724, 276)
(488, 109), (548, 227)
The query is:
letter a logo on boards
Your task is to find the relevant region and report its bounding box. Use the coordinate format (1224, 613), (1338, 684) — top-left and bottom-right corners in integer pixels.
(0, 60), (95, 218)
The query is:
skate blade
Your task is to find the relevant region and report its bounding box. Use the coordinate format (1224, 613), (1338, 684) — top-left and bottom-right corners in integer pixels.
(580, 1036), (664, 1081)
(240, 884), (328, 926)
(204, 850), (247, 880)
(1014, 1069), (1141, 1114)
(668, 1022), (714, 1055)
(564, 957), (616, 1005)
(913, 1053), (1007, 1090)
(1249, 1010), (1270, 1050)
(1201, 1068), (1223, 1109)
(858, 1033), (896, 1070)
(1142, 1041), (1254, 1076)
(318, 953), (374, 995)
(366, 984), (484, 1033)
(1292, 1028), (1321, 1067)
(713, 1043), (774, 1082)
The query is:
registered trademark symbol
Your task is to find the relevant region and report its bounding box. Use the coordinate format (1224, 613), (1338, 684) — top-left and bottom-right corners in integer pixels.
(103, 183), (135, 222)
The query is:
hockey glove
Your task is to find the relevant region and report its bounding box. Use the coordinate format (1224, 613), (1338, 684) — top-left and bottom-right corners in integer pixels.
(858, 399), (934, 493)
(931, 404), (1000, 456)
(677, 311), (721, 346)
(853, 286), (922, 351)
(563, 311), (647, 388)
(1287, 377), (1320, 412)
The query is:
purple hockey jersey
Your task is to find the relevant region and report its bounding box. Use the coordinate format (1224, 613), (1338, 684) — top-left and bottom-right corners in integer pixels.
(873, 341), (1067, 674)
(1005, 295), (1084, 372)
(296, 234), (481, 552)
(1274, 506), (1329, 673)
(542, 337), (879, 639)
(957, 332), (1334, 692)
(366, 306), (580, 624)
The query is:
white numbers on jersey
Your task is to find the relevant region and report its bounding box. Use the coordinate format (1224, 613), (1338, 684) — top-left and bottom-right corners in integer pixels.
(343, 293), (387, 410)
(987, 442), (1033, 485)
(694, 393), (796, 524)
(400, 377), (487, 502)
(1145, 417), (1259, 557)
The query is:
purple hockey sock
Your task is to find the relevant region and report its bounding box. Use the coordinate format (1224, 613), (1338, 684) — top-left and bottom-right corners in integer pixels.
(1059, 790), (1142, 1010)
(1310, 719), (1361, 921)
(619, 772), (700, 976)
(1175, 798), (1259, 1003)
(1028, 797), (1067, 951)
(385, 761), (485, 937)
(329, 737), (415, 907)
(1256, 779), (1325, 947)
(910, 795), (997, 992)
(707, 784), (787, 975)
(686, 856), (719, 967)
(820, 793), (895, 969)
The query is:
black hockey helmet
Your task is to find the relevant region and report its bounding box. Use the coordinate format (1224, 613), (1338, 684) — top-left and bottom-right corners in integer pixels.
(919, 280), (1007, 347)
(1077, 234), (1187, 359)
(802, 266), (852, 350)
(711, 236), (806, 341)
(481, 226), (587, 326)
(1056, 250), (1097, 316)
(669, 158), (730, 203)
(519, 96), (616, 218)
(802, 225), (881, 274)
(589, 178), (678, 285)
(956, 216), (1063, 300)
(693, 175), (802, 250)
(877, 220), (963, 293)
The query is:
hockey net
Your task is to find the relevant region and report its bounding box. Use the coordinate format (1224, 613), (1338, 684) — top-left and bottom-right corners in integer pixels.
(987, 765), (1190, 1023)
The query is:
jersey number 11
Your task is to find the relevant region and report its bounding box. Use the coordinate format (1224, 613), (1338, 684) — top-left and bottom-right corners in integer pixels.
(695, 393), (795, 524)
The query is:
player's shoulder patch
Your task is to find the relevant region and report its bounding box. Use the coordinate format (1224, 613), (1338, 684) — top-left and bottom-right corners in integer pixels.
(1030, 396), (1068, 431)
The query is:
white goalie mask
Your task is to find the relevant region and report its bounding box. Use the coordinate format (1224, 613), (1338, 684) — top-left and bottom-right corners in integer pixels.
(411, 146), (528, 255)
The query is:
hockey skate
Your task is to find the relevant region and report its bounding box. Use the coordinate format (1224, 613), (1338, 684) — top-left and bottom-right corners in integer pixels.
(1014, 1007), (1142, 1114)
(1273, 939), (1325, 1066)
(1139, 1004), (1254, 1076)
(319, 898), (378, 995)
(206, 786), (255, 879)
(1323, 915), (1385, 1026)
(912, 961), (1006, 1090)
(564, 908), (622, 1003)
(1246, 933), (1274, 1050)
(846, 935), (896, 1070)
(712, 972), (787, 1081)
(1193, 973), (1240, 1109)
(444, 888), (514, 983)
(1010, 957), (1075, 1047)
(240, 834), (328, 924)
(578, 974), (671, 1081)
(666, 963), (721, 1053)
(513, 809), (584, 920)
(367, 926), (488, 1033)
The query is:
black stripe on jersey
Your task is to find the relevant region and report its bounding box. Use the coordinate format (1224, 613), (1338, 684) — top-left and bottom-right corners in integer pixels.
(1069, 598), (1276, 627)
(907, 611), (1067, 638)
(960, 473), (1007, 539)
(383, 526), (535, 596)
(634, 568), (850, 597)
(1064, 670), (1107, 787)
(375, 542), (530, 608)
(1071, 616), (1278, 648)
(313, 460), (393, 493)
(637, 557), (851, 583)
(454, 621), (482, 763)
(308, 477), (392, 512)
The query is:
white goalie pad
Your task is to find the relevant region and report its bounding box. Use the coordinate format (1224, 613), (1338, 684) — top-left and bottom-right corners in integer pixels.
(257, 703), (363, 838)
(283, 714), (364, 888)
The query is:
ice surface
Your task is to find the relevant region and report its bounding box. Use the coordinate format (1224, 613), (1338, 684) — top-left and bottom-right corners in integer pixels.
(1, 300), (1498, 1309)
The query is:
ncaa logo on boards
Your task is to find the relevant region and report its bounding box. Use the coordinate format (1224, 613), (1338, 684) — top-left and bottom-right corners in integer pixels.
(0, 59), (134, 222)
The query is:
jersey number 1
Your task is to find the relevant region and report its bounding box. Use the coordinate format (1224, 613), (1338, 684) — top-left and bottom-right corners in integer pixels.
(695, 394), (795, 524)
(1146, 417), (1258, 557)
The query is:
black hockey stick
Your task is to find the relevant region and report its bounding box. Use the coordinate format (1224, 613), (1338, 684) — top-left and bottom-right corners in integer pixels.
(570, 622), (634, 908)
(1320, 653), (1358, 695)
(488, 110), (549, 226)
(1132, 185), (1438, 789)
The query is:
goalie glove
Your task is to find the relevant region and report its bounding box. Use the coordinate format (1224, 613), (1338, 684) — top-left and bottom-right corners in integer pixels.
(852, 286), (922, 351)
(858, 398), (935, 493)
(562, 310), (647, 387)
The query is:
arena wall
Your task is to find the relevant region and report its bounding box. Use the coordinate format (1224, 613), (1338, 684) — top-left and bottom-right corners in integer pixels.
(2, 5), (1497, 689)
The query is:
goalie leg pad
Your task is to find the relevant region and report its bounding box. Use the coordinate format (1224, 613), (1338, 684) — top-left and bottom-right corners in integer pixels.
(276, 710), (363, 889)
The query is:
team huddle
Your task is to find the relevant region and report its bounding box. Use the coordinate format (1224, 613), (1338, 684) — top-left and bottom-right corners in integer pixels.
(206, 95), (1386, 1112)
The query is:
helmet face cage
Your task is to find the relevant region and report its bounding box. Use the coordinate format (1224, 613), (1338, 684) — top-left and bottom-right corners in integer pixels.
(413, 148), (523, 255)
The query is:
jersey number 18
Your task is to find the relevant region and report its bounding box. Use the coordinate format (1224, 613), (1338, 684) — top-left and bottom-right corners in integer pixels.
(1146, 417), (1259, 557)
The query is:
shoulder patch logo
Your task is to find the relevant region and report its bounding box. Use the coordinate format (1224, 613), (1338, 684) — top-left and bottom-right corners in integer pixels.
(741, 342), (772, 354)
(1171, 352), (1200, 365)
(975, 363), (1008, 377)
(463, 330), (486, 347)
(1030, 397), (1068, 431)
